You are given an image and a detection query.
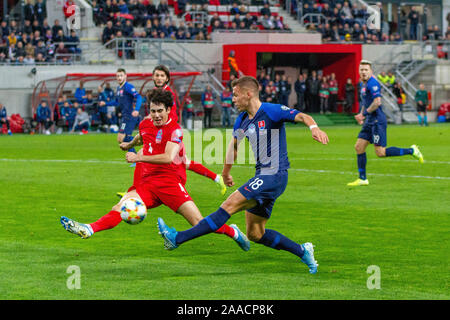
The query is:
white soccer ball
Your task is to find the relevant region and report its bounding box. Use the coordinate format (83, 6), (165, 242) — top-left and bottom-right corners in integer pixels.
(120, 198), (147, 225)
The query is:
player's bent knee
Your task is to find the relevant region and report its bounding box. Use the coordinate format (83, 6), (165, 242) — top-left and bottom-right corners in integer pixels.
(246, 230), (263, 242)
(375, 148), (386, 157)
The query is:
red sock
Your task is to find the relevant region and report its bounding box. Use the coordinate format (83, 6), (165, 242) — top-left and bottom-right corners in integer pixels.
(90, 210), (122, 233)
(215, 224), (236, 239)
(133, 162), (143, 186)
(187, 161), (218, 181)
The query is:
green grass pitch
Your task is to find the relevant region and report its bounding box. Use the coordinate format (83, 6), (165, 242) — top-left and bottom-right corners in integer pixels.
(0, 124), (449, 300)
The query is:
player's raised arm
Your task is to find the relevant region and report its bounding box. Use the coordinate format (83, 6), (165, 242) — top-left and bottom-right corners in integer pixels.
(126, 141), (180, 164)
(294, 112), (329, 145)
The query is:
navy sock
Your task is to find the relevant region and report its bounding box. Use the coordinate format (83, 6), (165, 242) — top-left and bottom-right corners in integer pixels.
(357, 153), (367, 180)
(385, 147), (413, 157)
(175, 208), (231, 245)
(257, 229), (305, 258)
(124, 135), (136, 153)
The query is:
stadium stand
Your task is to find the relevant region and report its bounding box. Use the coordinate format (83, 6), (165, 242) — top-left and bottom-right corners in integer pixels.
(0, 0), (448, 130)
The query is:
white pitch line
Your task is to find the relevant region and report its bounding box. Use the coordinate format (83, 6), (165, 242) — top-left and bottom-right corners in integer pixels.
(1, 158), (450, 181)
(290, 157), (450, 165)
(233, 165), (450, 181)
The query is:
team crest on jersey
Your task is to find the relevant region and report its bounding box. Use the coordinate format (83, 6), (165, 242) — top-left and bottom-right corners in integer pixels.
(172, 129), (183, 143)
(258, 120), (265, 130)
(156, 129), (163, 143)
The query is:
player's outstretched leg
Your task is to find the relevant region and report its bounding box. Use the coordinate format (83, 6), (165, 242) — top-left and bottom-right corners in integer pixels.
(157, 207), (232, 250)
(300, 242), (319, 274)
(254, 228), (318, 274)
(411, 145), (424, 163)
(157, 217), (179, 250)
(348, 152), (369, 186)
(60, 216), (94, 239)
(230, 224), (250, 251)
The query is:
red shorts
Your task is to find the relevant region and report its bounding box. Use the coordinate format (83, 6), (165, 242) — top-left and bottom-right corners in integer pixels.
(128, 178), (192, 212)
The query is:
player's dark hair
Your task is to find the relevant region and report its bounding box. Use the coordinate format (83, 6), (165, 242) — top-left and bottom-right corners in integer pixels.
(153, 65), (170, 84)
(116, 68), (126, 74)
(147, 88), (173, 110)
(231, 76), (259, 94)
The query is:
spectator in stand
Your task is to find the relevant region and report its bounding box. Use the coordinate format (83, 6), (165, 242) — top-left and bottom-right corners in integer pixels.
(122, 19), (134, 37)
(230, 3), (240, 16)
(51, 19), (63, 38)
(182, 92), (194, 130)
(35, 52), (46, 63)
(36, 100), (53, 135)
(279, 75), (291, 107)
(408, 7), (419, 40)
(415, 83), (429, 126)
(260, 3), (271, 17)
(319, 76), (330, 114)
(220, 86), (233, 127)
(15, 41), (26, 60)
(24, 54), (35, 65)
(433, 25), (442, 41)
(24, 0), (35, 23)
(102, 21), (115, 44)
(393, 82), (406, 116)
(261, 84), (277, 103)
(0, 103), (12, 135)
(201, 85), (215, 128)
(386, 71), (396, 88)
(294, 74), (306, 111)
(35, 0), (47, 24)
(92, 0), (105, 26)
(261, 14), (275, 30)
(56, 42), (70, 63)
(71, 107), (90, 134)
(328, 73), (338, 113)
(157, 0), (170, 23)
(344, 78), (355, 114)
(377, 71), (388, 85)
(67, 29), (80, 54)
(306, 70), (320, 113)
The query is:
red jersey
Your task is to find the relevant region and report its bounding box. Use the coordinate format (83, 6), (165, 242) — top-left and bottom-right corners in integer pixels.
(162, 85), (178, 122)
(138, 117), (186, 184)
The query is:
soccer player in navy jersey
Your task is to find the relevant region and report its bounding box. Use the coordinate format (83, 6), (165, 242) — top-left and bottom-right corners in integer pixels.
(109, 68), (142, 153)
(347, 60), (424, 187)
(157, 76), (329, 274)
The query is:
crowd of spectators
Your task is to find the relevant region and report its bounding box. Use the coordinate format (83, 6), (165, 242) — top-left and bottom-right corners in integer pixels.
(292, 1), (450, 44)
(35, 81), (124, 134)
(257, 69), (356, 114)
(97, 0), (290, 47)
(0, 0), (81, 65)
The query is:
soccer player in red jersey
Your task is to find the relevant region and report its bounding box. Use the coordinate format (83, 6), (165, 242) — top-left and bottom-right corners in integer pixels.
(60, 89), (250, 251)
(119, 65), (227, 198)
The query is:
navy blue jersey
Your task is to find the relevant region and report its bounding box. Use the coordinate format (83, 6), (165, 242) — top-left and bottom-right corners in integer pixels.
(233, 103), (300, 175)
(113, 82), (142, 119)
(0, 107), (7, 120)
(360, 76), (386, 124)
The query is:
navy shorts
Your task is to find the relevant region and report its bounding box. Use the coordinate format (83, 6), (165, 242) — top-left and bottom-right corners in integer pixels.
(357, 121), (387, 147)
(238, 170), (288, 219)
(119, 116), (139, 136)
